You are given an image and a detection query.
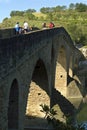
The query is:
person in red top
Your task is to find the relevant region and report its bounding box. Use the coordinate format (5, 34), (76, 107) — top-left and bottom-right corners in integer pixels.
(49, 22), (55, 28)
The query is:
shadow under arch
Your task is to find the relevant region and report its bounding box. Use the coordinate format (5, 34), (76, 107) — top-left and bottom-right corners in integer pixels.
(24, 59), (50, 128)
(8, 79), (19, 130)
(32, 58), (49, 94)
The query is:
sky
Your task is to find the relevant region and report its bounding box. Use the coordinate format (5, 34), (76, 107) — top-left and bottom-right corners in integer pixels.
(0, 0), (87, 23)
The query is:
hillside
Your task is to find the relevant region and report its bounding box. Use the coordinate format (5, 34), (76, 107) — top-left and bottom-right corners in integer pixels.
(0, 11), (87, 46)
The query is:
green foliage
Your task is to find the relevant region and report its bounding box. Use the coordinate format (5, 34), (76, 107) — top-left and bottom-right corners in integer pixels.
(75, 3), (87, 12)
(26, 9), (36, 13)
(40, 7), (54, 14)
(10, 9), (36, 17)
(69, 3), (75, 10)
(40, 3), (87, 13)
(40, 104), (57, 119)
(24, 12), (36, 20)
(10, 11), (24, 17)
(3, 17), (8, 22)
(66, 23), (87, 45)
(40, 104), (85, 130)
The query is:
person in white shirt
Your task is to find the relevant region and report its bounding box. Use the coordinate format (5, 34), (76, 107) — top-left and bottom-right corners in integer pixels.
(23, 21), (29, 33)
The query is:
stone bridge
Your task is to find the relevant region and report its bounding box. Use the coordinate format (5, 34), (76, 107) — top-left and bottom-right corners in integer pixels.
(0, 27), (86, 130)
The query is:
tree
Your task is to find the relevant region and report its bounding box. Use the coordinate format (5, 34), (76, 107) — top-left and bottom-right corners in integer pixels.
(10, 11), (24, 17)
(69, 3), (75, 10)
(3, 17), (8, 22)
(40, 7), (54, 14)
(75, 3), (87, 12)
(25, 9), (36, 13)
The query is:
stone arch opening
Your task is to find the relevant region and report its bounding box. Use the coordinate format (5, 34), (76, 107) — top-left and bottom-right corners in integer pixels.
(8, 79), (19, 129)
(55, 45), (67, 96)
(25, 59), (50, 128)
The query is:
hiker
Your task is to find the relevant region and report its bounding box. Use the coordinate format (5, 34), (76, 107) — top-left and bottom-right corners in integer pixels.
(42, 22), (47, 29)
(49, 22), (55, 28)
(23, 21), (29, 33)
(14, 22), (20, 34)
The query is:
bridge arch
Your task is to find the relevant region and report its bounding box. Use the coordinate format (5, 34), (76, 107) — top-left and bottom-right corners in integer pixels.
(24, 58), (50, 128)
(8, 78), (19, 130)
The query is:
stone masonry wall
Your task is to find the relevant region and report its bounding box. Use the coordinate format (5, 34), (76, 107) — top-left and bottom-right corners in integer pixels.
(0, 27), (85, 130)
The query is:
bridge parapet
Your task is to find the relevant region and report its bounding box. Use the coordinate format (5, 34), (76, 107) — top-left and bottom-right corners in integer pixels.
(0, 28), (15, 38)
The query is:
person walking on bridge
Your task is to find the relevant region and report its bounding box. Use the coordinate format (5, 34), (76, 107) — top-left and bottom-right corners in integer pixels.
(49, 22), (55, 28)
(14, 22), (20, 35)
(23, 21), (29, 33)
